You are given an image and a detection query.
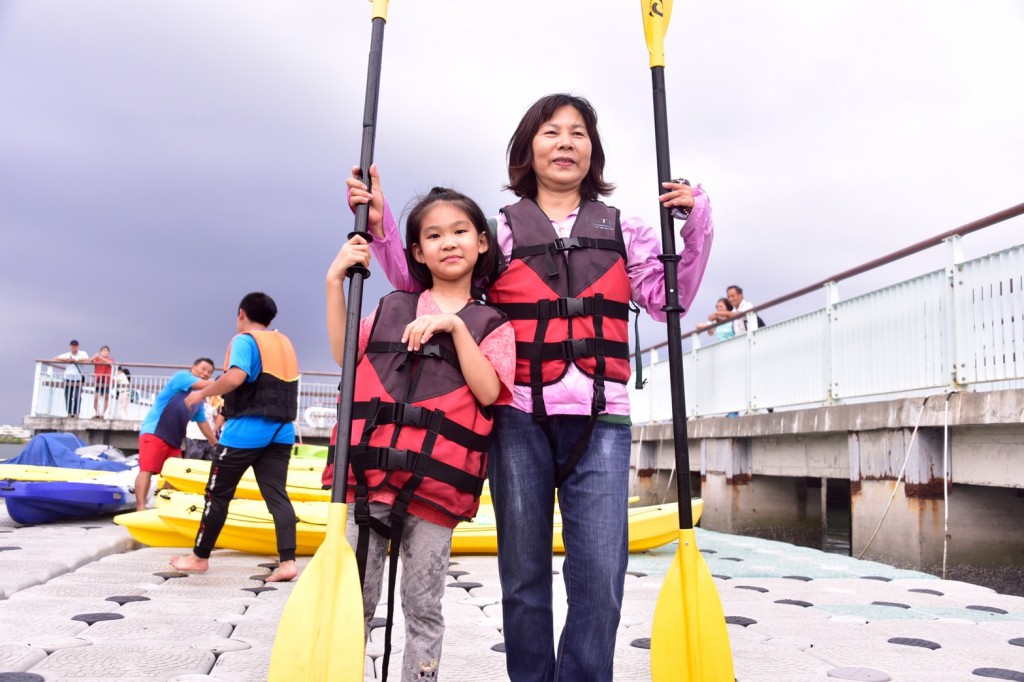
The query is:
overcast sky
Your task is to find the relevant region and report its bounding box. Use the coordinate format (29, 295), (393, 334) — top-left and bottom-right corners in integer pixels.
(1, 1), (1022, 426)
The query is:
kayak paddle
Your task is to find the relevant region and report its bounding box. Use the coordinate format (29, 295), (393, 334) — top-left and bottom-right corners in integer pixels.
(640, 1), (735, 680)
(267, 1), (391, 679)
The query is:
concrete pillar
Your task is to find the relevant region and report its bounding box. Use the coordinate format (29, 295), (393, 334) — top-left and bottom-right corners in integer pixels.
(629, 429), (702, 507)
(697, 437), (815, 533)
(849, 427), (948, 568)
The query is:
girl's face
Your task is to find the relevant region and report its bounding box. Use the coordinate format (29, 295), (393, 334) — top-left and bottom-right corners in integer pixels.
(411, 202), (488, 285)
(531, 104), (592, 196)
(715, 300), (729, 313)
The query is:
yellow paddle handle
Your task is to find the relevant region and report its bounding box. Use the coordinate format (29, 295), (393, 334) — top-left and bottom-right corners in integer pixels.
(641, 0), (673, 68)
(371, 0), (389, 21)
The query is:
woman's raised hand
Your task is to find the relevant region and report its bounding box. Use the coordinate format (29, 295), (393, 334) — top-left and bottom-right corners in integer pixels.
(658, 178), (695, 218)
(345, 163), (386, 238)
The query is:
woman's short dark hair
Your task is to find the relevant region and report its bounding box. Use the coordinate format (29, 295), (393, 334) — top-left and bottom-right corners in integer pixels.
(717, 297), (734, 311)
(505, 93), (615, 201)
(404, 187), (498, 293)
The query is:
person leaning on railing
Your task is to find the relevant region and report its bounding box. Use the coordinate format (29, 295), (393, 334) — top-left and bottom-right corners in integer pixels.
(52, 339), (89, 418)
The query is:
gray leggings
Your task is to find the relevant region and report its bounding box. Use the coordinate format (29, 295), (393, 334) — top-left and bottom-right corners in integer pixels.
(346, 502), (452, 681)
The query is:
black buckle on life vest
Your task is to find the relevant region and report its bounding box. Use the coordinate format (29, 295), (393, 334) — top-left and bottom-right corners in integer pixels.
(353, 485), (371, 527)
(552, 237), (582, 252)
(375, 447), (406, 472)
(418, 343), (442, 359)
(555, 297), (586, 318)
(392, 402), (431, 429)
(561, 338), (591, 359)
(376, 447), (433, 478)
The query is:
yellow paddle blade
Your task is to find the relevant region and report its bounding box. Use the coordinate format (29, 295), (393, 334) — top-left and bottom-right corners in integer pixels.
(370, 0), (389, 21)
(269, 504), (365, 681)
(641, 0), (673, 67)
(651, 529), (734, 681)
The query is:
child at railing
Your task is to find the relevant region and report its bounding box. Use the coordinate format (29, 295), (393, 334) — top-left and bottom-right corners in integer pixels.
(115, 367), (131, 418)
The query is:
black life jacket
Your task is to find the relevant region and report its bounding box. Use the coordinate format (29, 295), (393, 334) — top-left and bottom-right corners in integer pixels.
(220, 331), (299, 423)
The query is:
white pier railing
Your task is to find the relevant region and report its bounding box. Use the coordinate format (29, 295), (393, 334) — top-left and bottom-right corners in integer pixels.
(630, 238), (1024, 422)
(29, 362), (342, 429)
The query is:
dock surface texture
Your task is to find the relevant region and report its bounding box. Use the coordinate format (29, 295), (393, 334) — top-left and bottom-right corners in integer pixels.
(1, 503), (1022, 681)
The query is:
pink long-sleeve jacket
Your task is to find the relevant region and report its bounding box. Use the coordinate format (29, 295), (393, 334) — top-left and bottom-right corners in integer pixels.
(368, 187), (714, 418)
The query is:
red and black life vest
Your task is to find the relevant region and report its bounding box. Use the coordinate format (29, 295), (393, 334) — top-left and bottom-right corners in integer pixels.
(340, 291), (507, 524)
(488, 198), (631, 418)
(220, 331), (299, 423)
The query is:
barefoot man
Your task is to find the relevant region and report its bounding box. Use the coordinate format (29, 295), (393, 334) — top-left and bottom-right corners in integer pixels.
(171, 292), (300, 583)
(135, 358), (219, 510)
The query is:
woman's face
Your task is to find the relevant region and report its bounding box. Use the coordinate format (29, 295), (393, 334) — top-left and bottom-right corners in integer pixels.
(531, 104), (592, 195)
(715, 300), (729, 313)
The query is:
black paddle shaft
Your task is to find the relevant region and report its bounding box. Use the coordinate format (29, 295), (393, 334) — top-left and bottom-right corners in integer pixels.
(331, 16), (387, 504)
(651, 65), (695, 530)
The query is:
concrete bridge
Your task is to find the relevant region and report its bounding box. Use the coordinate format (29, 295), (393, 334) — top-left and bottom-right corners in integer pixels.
(630, 388), (1024, 572)
(622, 205), (1024, 572)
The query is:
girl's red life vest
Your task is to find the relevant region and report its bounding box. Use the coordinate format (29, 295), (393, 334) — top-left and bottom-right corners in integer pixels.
(325, 291), (507, 525)
(220, 330), (299, 423)
(488, 198), (632, 418)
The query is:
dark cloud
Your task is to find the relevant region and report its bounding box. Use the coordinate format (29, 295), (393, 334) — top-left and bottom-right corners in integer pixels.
(1, 1), (1022, 425)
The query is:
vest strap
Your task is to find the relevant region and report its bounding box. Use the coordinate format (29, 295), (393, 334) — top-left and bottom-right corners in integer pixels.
(510, 236), (627, 261)
(352, 401), (490, 453)
(365, 341), (460, 370)
(350, 446), (486, 498)
(496, 296), (630, 321)
(516, 338), (630, 361)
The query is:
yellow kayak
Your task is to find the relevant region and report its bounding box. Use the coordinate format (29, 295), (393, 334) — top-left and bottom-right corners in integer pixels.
(115, 490), (702, 556)
(290, 444), (328, 459)
(113, 508), (191, 547)
(0, 464), (121, 483)
(159, 459), (511, 506)
(160, 458), (329, 502)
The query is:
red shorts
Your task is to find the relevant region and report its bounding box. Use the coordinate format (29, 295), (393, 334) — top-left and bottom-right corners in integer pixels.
(138, 433), (182, 473)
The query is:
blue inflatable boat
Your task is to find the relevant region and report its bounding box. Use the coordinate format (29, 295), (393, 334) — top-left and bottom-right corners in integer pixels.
(0, 434), (138, 524)
(0, 477), (137, 525)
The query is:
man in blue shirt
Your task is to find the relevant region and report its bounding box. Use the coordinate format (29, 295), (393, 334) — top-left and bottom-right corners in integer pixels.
(135, 358), (218, 510)
(171, 292), (300, 582)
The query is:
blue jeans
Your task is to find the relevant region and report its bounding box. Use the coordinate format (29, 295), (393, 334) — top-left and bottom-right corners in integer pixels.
(488, 407), (629, 682)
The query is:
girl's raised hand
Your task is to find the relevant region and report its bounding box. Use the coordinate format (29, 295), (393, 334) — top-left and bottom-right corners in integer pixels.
(345, 163), (386, 237)
(401, 313), (462, 352)
(326, 235), (372, 283)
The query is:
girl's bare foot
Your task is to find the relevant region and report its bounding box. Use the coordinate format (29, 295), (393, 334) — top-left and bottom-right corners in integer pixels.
(170, 554), (209, 573)
(266, 560), (298, 582)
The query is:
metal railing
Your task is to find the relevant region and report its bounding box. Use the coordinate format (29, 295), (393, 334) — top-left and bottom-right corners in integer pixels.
(30, 362), (344, 428)
(630, 203), (1024, 422)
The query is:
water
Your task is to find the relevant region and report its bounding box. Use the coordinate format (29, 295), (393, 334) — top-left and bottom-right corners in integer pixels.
(731, 508), (1024, 598)
(0, 442), (25, 461)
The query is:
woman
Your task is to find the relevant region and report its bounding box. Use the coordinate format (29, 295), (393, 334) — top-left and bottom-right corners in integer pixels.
(699, 297), (736, 340)
(348, 93), (714, 681)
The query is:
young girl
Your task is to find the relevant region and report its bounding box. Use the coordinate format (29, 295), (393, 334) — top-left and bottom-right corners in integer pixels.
(325, 187), (514, 682)
(348, 94), (713, 681)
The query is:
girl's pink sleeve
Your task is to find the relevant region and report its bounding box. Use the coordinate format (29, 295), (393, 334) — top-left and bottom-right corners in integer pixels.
(478, 321), (516, 406)
(367, 199), (423, 293)
(624, 184), (714, 322)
